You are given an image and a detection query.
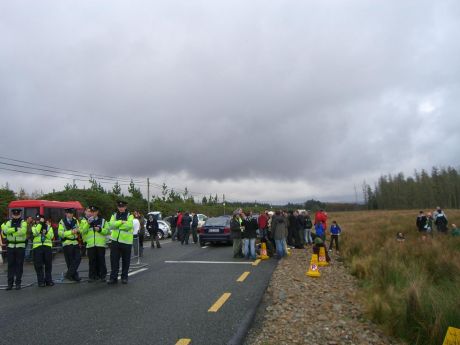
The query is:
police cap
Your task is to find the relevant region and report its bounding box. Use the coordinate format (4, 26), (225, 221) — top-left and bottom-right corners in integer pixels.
(117, 200), (128, 207)
(64, 208), (75, 214)
(11, 209), (22, 215)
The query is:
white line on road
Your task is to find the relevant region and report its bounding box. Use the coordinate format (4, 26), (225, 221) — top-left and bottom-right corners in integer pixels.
(164, 260), (254, 265)
(201, 246), (209, 249)
(127, 268), (149, 277)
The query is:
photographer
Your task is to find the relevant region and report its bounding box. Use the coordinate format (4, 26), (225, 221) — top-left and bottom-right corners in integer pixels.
(32, 214), (54, 287)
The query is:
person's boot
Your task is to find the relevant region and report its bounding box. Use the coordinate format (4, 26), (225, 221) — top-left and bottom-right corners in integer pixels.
(121, 278), (128, 284)
(46, 281), (55, 287)
(73, 273), (81, 282)
(38, 282), (46, 287)
(107, 279), (118, 285)
(6, 284), (13, 291)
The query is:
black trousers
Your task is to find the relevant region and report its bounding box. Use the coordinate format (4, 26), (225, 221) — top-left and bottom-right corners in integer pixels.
(149, 231), (161, 248)
(87, 246), (107, 279)
(181, 229), (190, 244)
(110, 241), (131, 280)
(191, 226), (198, 243)
(33, 246), (53, 284)
(329, 235), (339, 251)
(63, 244), (81, 279)
(7, 247), (25, 286)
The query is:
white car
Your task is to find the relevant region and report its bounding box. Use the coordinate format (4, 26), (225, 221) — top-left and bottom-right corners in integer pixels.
(196, 214), (208, 227)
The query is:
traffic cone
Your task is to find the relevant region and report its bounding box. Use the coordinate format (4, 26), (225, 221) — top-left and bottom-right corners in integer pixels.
(260, 242), (269, 260)
(306, 254), (320, 277)
(318, 246), (329, 267)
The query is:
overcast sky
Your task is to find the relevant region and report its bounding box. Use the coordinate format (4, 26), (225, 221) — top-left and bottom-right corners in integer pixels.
(1, 0), (459, 203)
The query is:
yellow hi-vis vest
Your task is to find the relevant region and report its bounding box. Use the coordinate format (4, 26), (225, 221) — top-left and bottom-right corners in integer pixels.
(2, 219), (27, 249)
(109, 213), (134, 245)
(32, 223), (54, 249)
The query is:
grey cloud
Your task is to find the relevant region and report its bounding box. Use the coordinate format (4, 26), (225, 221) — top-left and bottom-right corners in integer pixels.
(1, 0), (460, 201)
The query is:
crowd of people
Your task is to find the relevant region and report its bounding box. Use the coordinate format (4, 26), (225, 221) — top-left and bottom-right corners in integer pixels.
(229, 209), (342, 260)
(414, 207), (459, 240)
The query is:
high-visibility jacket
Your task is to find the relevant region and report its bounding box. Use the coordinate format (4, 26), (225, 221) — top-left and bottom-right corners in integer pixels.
(58, 217), (80, 246)
(109, 212), (134, 245)
(81, 217), (109, 248)
(32, 223), (54, 249)
(2, 219), (27, 249)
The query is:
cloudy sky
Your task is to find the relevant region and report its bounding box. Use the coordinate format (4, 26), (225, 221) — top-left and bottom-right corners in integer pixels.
(1, 0), (459, 203)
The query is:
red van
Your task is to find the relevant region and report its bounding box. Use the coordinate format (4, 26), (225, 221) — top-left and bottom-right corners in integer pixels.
(7, 200), (84, 229)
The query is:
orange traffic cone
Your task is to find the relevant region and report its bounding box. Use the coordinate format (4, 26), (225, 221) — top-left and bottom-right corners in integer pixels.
(318, 246), (329, 267)
(260, 242), (269, 260)
(306, 254), (320, 277)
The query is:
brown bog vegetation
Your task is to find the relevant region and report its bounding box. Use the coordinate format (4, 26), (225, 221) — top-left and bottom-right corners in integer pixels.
(330, 209), (460, 345)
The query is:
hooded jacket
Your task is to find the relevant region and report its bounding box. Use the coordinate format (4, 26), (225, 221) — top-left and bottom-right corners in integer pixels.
(271, 215), (288, 240)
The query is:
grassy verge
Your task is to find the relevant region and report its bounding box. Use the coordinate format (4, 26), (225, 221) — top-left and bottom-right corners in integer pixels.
(329, 209), (460, 345)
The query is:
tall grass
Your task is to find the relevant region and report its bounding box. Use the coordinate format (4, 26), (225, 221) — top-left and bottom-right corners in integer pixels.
(330, 209), (460, 345)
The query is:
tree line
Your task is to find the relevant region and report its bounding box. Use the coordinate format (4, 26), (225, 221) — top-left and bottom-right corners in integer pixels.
(363, 166), (460, 210)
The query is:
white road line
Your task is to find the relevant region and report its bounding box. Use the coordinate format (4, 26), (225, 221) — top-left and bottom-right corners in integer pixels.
(127, 268), (149, 277)
(164, 260), (253, 265)
(201, 246), (209, 249)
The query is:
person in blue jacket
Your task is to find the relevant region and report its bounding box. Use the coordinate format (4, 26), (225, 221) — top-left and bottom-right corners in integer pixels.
(314, 221), (325, 242)
(328, 220), (342, 253)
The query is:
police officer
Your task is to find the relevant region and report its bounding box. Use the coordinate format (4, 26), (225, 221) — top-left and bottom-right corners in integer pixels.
(32, 214), (54, 287)
(2, 209), (27, 290)
(81, 206), (109, 282)
(58, 208), (81, 281)
(108, 200), (134, 285)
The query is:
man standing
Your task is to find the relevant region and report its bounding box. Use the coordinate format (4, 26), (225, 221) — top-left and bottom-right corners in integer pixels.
(58, 208), (81, 282)
(2, 209), (27, 290)
(176, 211), (183, 243)
(304, 211), (313, 245)
(230, 211), (243, 258)
(132, 211), (141, 257)
(108, 200), (134, 285)
(434, 207), (448, 234)
(191, 212), (199, 244)
(258, 211), (269, 242)
(171, 212), (178, 241)
(32, 214), (54, 287)
(81, 206), (109, 282)
(146, 214), (161, 248)
(181, 212), (192, 245)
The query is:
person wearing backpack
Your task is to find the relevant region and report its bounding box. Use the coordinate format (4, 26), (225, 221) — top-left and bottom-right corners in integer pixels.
(434, 207), (448, 234)
(303, 211), (313, 245)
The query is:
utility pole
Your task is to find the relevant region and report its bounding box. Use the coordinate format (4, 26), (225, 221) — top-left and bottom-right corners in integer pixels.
(147, 178), (151, 213)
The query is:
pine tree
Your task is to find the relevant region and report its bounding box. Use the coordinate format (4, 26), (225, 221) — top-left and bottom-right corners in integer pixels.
(112, 181), (121, 195)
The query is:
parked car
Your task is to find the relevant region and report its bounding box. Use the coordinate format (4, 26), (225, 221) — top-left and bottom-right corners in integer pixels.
(198, 216), (231, 246)
(143, 219), (171, 240)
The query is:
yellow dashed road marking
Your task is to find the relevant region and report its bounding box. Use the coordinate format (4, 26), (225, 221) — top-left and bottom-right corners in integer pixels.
(237, 271), (250, 282)
(208, 292), (231, 312)
(252, 259), (261, 266)
(175, 339), (191, 345)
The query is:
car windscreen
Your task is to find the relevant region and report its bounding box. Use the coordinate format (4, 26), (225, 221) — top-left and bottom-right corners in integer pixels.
(204, 217), (229, 227)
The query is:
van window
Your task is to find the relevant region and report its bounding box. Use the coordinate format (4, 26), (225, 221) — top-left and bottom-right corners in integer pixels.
(24, 208), (39, 219)
(44, 208), (66, 224)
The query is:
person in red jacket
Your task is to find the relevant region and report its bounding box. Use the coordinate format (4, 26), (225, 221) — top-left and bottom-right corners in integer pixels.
(314, 209), (328, 234)
(258, 211), (269, 241)
(176, 211), (183, 243)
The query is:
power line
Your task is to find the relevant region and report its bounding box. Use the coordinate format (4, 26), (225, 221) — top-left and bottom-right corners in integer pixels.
(0, 155), (145, 184)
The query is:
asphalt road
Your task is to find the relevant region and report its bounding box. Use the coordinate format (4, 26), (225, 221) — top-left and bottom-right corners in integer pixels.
(0, 240), (277, 345)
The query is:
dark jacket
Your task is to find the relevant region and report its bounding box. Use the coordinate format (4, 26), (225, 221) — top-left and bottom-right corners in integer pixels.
(181, 213), (192, 230)
(416, 215), (427, 231)
(146, 218), (158, 235)
(271, 215), (288, 240)
(242, 217), (258, 239)
(297, 215), (306, 230)
(287, 214), (297, 231)
(230, 217), (242, 239)
(192, 214), (199, 228)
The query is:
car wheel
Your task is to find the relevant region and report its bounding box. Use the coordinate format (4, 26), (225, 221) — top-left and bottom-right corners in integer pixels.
(200, 241), (206, 247)
(157, 231), (164, 240)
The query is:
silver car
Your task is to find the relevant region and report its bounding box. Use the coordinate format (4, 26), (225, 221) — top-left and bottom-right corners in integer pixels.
(144, 220), (171, 240)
